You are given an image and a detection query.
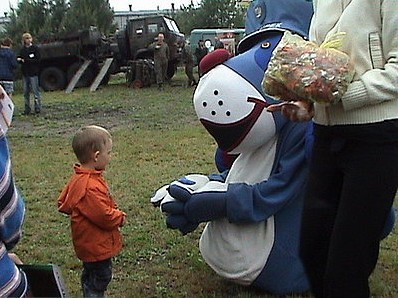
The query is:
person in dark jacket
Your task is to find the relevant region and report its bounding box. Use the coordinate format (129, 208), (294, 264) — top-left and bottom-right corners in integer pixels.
(17, 32), (41, 115)
(0, 37), (17, 98)
(194, 39), (208, 77)
(214, 36), (225, 50)
(181, 41), (197, 87)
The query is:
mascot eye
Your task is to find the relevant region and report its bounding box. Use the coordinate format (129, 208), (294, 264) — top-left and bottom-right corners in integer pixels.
(254, 5), (263, 18)
(261, 42), (271, 49)
(254, 3), (266, 23)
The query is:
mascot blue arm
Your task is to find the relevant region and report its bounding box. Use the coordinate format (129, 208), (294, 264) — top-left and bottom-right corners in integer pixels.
(227, 121), (309, 223)
(166, 121), (309, 223)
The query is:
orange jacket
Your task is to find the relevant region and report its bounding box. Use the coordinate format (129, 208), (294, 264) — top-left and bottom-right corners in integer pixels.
(58, 164), (125, 262)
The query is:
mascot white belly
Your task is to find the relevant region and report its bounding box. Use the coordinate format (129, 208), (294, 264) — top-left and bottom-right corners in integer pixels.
(195, 65), (278, 284)
(200, 151), (277, 285)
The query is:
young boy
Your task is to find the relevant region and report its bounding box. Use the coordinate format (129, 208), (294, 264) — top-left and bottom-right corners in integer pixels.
(58, 125), (126, 297)
(17, 32), (41, 115)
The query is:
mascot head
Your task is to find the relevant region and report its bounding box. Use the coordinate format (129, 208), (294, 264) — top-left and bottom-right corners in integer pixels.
(193, 0), (313, 154)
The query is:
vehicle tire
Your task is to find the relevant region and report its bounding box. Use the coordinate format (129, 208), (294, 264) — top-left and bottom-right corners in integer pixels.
(67, 62), (97, 88)
(40, 67), (67, 91)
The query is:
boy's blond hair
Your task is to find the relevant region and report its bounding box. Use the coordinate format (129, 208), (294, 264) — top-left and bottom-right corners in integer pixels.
(72, 125), (111, 164)
(22, 32), (32, 41)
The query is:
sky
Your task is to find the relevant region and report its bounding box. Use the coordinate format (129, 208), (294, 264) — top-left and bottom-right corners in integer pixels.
(0, 0), (197, 17)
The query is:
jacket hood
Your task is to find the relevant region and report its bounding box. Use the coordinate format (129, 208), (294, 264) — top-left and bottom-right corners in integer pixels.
(239, 0), (313, 53)
(58, 164), (103, 214)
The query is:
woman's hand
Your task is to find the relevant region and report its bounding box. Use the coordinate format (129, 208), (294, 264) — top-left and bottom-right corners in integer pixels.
(267, 100), (314, 122)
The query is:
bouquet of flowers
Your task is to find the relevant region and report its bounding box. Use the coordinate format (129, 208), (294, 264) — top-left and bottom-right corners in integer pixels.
(263, 31), (355, 105)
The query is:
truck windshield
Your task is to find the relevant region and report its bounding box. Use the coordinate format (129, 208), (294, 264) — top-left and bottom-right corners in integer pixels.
(164, 17), (180, 33)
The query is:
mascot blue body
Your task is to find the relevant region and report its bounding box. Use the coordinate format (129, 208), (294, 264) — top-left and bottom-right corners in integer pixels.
(152, 0), (394, 295)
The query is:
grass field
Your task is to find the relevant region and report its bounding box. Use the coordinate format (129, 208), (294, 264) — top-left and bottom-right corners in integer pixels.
(7, 69), (398, 297)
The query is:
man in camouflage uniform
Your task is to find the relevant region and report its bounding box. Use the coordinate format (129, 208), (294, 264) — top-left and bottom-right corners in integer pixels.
(194, 39), (208, 78)
(150, 33), (169, 90)
(182, 41), (197, 87)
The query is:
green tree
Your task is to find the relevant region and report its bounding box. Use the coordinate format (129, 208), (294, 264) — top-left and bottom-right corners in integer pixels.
(175, 0), (246, 35)
(41, 0), (69, 37)
(2, 0), (115, 43)
(4, 0), (48, 42)
(174, 1), (200, 34)
(63, 0), (115, 34)
(197, 0), (245, 28)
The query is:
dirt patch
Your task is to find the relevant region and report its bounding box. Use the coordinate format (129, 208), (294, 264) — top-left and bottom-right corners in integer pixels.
(10, 103), (135, 136)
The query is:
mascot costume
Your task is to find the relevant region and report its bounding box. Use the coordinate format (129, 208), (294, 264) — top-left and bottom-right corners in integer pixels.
(151, 0), (395, 295)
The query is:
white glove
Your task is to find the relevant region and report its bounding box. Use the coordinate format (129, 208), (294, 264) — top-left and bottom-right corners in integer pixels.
(150, 174), (210, 212)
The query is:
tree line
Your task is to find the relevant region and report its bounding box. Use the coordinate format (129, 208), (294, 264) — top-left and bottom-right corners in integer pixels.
(1, 0), (246, 44)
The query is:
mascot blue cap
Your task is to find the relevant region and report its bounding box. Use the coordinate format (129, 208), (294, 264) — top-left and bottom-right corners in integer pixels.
(239, 0), (313, 53)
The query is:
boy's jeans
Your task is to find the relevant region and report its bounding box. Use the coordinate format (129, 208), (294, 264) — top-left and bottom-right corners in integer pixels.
(81, 259), (112, 298)
(23, 75), (41, 114)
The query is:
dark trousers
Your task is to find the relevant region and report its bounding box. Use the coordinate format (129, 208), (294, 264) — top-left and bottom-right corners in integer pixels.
(23, 75), (41, 114)
(81, 259), (112, 298)
(185, 63), (196, 86)
(300, 121), (398, 298)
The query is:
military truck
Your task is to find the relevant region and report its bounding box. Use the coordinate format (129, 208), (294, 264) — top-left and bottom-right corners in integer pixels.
(37, 15), (185, 91)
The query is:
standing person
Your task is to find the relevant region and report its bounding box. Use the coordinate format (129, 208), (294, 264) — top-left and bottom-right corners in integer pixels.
(150, 33), (169, 90)
(214, 36), (224, 50)
(194, 39), (208, 77)
(181, 41), (197, 87)
(58, 125), (127, 298)
(17, 32), (41, 115)
(267, 0), (398, 297)
(0, 130), (29, 297)
(0, 37), (17, 98)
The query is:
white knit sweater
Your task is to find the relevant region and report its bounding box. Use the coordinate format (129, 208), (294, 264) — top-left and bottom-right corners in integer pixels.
(310, 0), (398, 125)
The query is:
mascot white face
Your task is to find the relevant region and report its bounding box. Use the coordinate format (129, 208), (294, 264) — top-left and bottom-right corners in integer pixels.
(193, 59), (276, 155)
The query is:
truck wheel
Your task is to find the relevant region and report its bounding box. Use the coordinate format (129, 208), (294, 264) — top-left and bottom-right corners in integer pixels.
(67, 62), (96, 88)
(40, 67), (67, 91)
